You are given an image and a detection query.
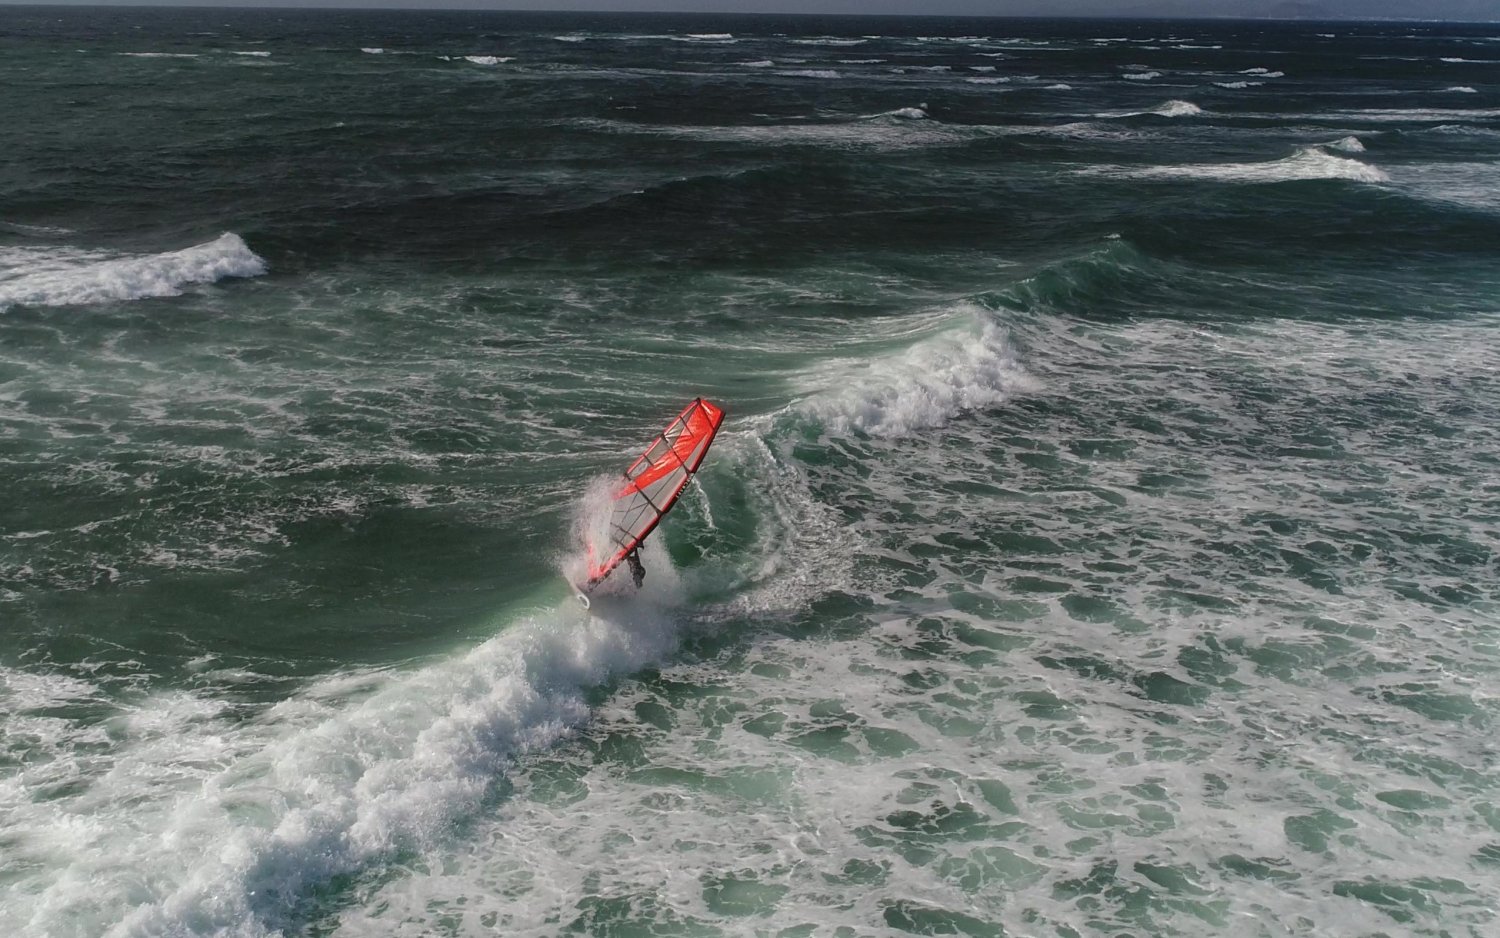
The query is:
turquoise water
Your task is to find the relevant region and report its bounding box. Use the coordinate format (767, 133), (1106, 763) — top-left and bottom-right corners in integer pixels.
(2, 9), (1498, 937)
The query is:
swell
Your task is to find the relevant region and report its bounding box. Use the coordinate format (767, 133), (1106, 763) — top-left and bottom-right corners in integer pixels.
(985, 238), (1500, 324)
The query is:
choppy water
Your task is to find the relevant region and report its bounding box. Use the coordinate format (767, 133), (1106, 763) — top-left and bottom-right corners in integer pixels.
(2, 8), (1498, 937)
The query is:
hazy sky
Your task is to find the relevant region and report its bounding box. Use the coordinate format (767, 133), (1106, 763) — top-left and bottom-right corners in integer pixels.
(3, 0), (1498, 21)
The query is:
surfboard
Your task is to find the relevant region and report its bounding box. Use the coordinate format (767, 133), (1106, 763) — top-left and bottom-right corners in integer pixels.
(576, 398), (725, 602)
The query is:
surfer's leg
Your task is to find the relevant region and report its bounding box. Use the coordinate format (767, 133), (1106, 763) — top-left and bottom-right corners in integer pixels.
(627, 550), (645, 588)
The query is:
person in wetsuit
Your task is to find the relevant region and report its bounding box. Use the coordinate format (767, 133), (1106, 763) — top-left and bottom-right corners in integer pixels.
(626, 549), (645, 588)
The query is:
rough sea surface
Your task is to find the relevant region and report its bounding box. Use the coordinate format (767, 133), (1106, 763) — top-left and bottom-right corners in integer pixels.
(2, 8), (1498, 937)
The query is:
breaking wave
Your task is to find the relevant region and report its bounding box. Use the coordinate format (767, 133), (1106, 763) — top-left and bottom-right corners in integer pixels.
(798, 306), (1035, 438)
(1092, 146), (1389, 185)
(0, 233), (267, 311)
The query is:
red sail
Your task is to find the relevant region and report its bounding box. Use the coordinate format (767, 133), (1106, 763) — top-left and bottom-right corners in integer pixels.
(585, 398), (725, 588)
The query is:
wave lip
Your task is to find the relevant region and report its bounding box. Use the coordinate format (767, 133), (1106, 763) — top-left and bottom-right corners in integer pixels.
(1153, 99), (1202, 117)
(799, 308), (1035, 438)
(0, 233), (267, 311)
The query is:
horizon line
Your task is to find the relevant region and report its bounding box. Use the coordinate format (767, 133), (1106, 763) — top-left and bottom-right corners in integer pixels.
(0, 3), (1496, 24)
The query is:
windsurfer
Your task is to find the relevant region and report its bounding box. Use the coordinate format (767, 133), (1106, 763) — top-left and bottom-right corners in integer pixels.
(626, 549), (645, 588)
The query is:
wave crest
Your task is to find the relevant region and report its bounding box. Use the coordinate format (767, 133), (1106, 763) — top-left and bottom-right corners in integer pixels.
(0, 233), (267, 311)
(1090, 146), (1388, 185)
(799, 308), (1035, 438)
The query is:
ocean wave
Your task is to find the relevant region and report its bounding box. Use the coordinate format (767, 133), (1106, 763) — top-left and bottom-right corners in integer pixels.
(1327, 135), (1366, 152)
(741, 59), (775, 67)
(5, 600), (687, 938)
(1153, 99), (1203, 117)
(798, 307), (1035, 438)
(1312, 106), (1500, 123)
(776, 69), (840, 79)
(1091, 146), (1389, 185)
(790, 38), (866, 46)
(865, 106), (928, 120)
(462, 55), (513, 66)
(228, 50), (271, 57)
(1094, 99), (1203, 118)
(360, 47), (383, 55)
(1046, 83), (1074, 91)
(1447, 86), (1478, 93)
(119, 52), (199, 58)
(1214, 80), (1262, 89)
(1241, 67), (1285, 77)
(0, 233), (267, 311)
(577, 114), (1004, 152)
(1123, 71), (1162, 81)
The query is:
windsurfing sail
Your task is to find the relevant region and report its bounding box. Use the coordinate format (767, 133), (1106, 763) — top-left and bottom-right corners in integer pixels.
(583, 397), (725, 590)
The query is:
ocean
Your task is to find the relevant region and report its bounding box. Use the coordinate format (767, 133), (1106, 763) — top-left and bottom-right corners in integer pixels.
(1, 7), (1498, 937)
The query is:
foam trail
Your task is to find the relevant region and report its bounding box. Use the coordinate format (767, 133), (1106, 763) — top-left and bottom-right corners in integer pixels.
(1097, 100), (1202, 118)
(798, 306), (1035, 438)
(4, 600), (685, 938)
(864, 106), (928, 120)
(0, 233), (266, 311)
(1093, 146), (1389, 184)
(1153, 99), (1202, 116)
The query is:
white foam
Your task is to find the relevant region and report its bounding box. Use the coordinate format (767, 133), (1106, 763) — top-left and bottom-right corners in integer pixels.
(1311, 106), (1500, 122)
(360, 47), (383, 55)
(462, 55), (513, 66)
(1241, 67), (1285, 77)
(791, 38), (866, 46)
(1122, 71), (1162, 81)
(1447, 86), (1478, 93)
(1153, 99), (1202, 116)
(966, 77), (1012, 85)
(1046, 83), (1073, 90)
(0, 233), (267, 311)
(119, 52), (199, 58)
(1327, 135), (1366, 152)
(867, 106), (928, 120)
(838, 58), (884, 64)
(1214, 80), (1261, 89)
(1395, 160), (1500, 211)
(741, 59), (775, 67)
(2, 597), (690, 938)
(228, 50), (271, 57)
(1096, 146), (1389, 185)
(678, 33), (734, 42)
(777, 69), (840, 79)
(797, 306), (1035, 438)
(553, 34), (586, 42)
